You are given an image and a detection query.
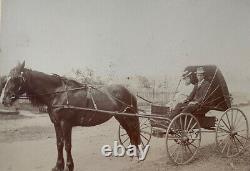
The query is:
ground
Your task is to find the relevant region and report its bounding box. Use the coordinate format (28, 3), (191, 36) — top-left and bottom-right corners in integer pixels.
(0, 106), (250, 171)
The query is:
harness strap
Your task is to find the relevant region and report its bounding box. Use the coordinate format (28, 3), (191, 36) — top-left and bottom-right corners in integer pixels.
(87, 86), (97, 110)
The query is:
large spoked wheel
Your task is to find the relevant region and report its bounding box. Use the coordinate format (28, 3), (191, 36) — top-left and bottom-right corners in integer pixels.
(166, 113), (201, 165)
(118, 117), (152, 148)
(216, 108), (249, 157)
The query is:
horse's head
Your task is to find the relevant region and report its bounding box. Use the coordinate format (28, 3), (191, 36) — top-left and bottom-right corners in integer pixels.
(2, 61), (26, 106)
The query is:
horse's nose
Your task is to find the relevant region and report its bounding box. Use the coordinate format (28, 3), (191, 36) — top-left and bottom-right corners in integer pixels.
(2, 97), (7, 105)
(2, 97), (5, 105)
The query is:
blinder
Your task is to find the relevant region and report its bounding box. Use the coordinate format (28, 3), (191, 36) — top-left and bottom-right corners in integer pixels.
(7, 72), (26, 100)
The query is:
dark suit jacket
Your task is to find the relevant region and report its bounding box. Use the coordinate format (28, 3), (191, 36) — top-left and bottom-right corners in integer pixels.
(187, 80), (210, 103)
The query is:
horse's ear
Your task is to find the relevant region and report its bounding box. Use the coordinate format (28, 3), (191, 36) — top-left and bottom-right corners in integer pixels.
(20, 61), (25, 71)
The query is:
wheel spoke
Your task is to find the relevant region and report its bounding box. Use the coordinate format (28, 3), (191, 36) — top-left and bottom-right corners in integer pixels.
(189, 138), (201, 140)
(186, 117), (193, 131)
(181, 145), (184, 163)
(140, 125), (151, 130)
(235, 134), (247, 140)
(235, 136), (244, 148)
(140, 119), (148, 127)
(170, 144), (180, 157)
(186, 144), (193, 154)
(184, 145), (188, 156)
(219, 136), (229, 147)
(236, 129), (247, 133)
(233, 137), (239, 152)
(140, 133), (150, 142)
(141, 138), (145, 147)
(221, 137), (230, 153)
(233, 110), (238, 128)
(216, 133), (228, 138)
(225, 112), (231, 129)
(120, 133), (128, 137)
(184, 115), (187, 130)
(218, 126), (230, 133)
(231, 109), (234, 128)
(226, 139), (231, 156)
(221, 119), (231, 131)
(189, 142), (198, 149)
(180, 116), (183, 130)
(235, 115), (243, 129)
(187, 122), (197, 134)
(123, 136), (130, 144)
(174, 145), (181, 163)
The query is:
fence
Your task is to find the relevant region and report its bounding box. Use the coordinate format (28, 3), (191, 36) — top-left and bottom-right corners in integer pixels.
(135, 89), (173, 106)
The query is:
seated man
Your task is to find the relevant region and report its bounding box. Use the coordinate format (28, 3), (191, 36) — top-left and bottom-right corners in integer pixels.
(170, 67), (210, 118)
(167, 70), (194, 110)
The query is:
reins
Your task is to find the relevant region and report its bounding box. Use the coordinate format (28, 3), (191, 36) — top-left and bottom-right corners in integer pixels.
(18, 73), (137, 113)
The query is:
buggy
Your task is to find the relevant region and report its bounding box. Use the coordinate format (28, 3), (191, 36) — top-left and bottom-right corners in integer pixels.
(118, 65), (249, 164)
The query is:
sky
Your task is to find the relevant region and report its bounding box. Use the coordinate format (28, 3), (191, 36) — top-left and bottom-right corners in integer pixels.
(0, 0), (250, 91)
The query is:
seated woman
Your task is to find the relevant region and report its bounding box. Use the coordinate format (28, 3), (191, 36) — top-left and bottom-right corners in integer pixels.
(167, 70), (194, 110)
(170, 67), (210, 118)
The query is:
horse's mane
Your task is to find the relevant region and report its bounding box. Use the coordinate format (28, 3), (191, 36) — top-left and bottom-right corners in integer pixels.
(24, 69), (85, 106)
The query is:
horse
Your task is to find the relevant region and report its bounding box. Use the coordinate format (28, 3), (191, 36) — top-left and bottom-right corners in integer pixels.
(2, 61), (141, 171)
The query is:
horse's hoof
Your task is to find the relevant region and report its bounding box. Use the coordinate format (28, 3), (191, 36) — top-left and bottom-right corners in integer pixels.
(52, 166), (64, 171)
(64, 166), (73, 171)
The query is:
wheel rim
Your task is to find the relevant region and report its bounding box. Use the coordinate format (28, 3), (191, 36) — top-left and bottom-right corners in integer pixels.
(216, 108), (249, 157)
(118, 117), (152, 148)
(166, 113), (201, 165)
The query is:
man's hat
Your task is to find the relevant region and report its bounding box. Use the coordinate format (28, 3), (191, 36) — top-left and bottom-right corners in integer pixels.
(182, 70), (192, 78)
(196, 67), (205, 74)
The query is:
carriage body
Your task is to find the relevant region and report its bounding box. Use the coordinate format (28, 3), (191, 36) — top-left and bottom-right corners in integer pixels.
(142, 65), (249, 165)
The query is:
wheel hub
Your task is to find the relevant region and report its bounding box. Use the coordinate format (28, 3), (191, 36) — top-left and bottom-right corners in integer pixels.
(230, 130), (237, 137)
(181, 136), (189, 143)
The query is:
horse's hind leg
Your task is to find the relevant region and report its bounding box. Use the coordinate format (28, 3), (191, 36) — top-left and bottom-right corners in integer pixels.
(61, 120), (74, 171)
(115, 115), (141, 147)
(52, 124), (65, 171)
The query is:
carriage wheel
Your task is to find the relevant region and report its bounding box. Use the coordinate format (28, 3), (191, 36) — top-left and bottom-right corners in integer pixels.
(118, 117), (152, 148)
(166, 113), (201, 165)
(216, 108), (249, 157)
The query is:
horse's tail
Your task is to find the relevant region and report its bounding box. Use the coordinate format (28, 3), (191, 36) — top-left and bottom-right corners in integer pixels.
(130, 92), (138, 114)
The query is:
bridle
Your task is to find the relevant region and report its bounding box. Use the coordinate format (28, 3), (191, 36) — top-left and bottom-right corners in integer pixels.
(7, 72), (27, 100)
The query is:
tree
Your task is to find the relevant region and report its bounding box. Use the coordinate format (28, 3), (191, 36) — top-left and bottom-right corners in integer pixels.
(72, 68), (104, 85)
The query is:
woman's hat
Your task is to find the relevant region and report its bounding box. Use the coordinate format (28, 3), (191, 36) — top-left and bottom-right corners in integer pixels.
(182, 70), (192, 78)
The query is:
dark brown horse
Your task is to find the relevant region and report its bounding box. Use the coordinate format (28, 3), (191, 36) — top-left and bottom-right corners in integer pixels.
(2, 61), (141, 171)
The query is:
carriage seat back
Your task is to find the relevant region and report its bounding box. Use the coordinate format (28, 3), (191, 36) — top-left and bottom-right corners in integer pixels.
(192, 106), (216, 129)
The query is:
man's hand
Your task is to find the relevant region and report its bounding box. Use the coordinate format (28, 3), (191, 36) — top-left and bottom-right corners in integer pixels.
(188, 101), (198, 105)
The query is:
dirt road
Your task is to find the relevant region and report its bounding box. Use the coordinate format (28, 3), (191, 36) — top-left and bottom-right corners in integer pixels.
(0, 107), (249, 171)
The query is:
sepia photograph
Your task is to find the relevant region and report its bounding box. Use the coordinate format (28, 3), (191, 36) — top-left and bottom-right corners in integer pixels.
(0, 0), (250, 171)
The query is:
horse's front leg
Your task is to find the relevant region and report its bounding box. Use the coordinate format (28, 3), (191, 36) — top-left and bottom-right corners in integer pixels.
(52, 124), (65, 171)
(61, 121), (74, 171)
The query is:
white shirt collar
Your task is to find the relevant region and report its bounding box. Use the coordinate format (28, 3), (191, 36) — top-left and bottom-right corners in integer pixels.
(198, 79), (204, 86)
